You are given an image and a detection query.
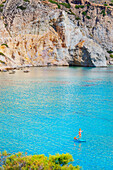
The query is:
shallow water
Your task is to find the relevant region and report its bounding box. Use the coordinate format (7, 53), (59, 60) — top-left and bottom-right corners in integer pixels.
(0, 66), (113, 169)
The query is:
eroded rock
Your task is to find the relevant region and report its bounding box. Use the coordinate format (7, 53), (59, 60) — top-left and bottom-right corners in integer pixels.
(0, 0), (110, 69)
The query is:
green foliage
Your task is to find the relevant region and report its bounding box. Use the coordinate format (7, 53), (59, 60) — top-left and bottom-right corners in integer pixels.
(0, 2), (4, 13)
(49, 0), (60, 9)
(1, 152), (81, 169)
(76, 17), (81, 20)
(107, 50), (113, 54)
(75, 5), (79, 9)
(49, 0), (71, 9)
(80, 5), (84, 8)
(82, 11), (87, 16)
(100, 10), (106, 16)
(87, 4), (90, 7)
(75, 5), (84, 9)
(60, 3), (70, 8)
(4, 23), (8, 27)
(0, 8), (3, 12)
(110, 54), (113, 58)
(0, 52), (5, 56)
(49, 0), (57, 4)
(104, 3), (108, 6)
(86, 15), (91, 19)
(1, 44), (9, 48)
(0, 60), (5, 64)
(49, 153), (74, 166)
(68, 9), (76, 16)
(24, 0), (30, 2)
(2, 150), (8, 156)
(0, 4), (4, 7)
(17, 6), (26, 10)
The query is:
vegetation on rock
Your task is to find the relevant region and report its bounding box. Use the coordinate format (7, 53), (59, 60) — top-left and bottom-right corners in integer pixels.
(60, 2), (71, 8)
(1, 44), (9, 48)
(75, 5), (84, 9)
(48, 0), (61, 8)
(24, 0), (30, 2)
(100, 9), (106, 16)
(86, 15), (91, 19)
(107, 50), (113, 54)
(17, 6), (26, 10)
(82, 11), (87, 16)
(0, 52), (5, 56)
(110, 54), (113, 58)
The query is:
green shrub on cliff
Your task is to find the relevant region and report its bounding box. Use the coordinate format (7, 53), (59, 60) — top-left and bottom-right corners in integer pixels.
(82, 11), (87, 16)
(104, 3), (108, 6)
(75, 5), (84, 9)
(60, 3), (71, 8)
(1, 43), (9, 48)
(24, 0), (30, 2)
(86, 15), (91, 19)
(68, 9), (76, 16)
(0, 8), (3, 12)
(49, 0), (70, 9)
(107, 50), (113, 54)
(49, 0), (60, 9)
(76, 17), (81, 20)
(110, 54), (113, 58)
(17, 6), (26, 10)
(0, 52), (5, 56)
(0, 151), (81, 170)
(100, 10), (106, 16)
(0, 4), (4, 7)
(0, 60), (5, 64)
(0, 3), (4, 13)
(87, 4), (90, 7)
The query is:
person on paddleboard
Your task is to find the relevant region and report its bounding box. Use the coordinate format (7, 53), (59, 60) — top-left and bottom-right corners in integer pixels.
(74, 128), (83, 140)
(79, 128), (83, 138)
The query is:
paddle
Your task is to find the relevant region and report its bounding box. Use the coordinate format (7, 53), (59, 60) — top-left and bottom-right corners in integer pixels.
(74, 135), (78, 140)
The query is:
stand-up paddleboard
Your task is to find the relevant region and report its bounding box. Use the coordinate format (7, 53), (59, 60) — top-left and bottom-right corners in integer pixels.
(74, 138), (86, 143)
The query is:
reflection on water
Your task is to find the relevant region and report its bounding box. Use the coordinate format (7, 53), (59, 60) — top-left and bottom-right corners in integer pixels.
(0, 66), (113, 170)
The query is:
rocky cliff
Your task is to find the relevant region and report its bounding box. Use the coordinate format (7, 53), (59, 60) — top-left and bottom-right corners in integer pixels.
(0, 0), (113, 70)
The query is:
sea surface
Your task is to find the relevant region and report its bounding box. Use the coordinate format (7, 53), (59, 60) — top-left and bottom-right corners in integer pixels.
(0, 66), (113, 170)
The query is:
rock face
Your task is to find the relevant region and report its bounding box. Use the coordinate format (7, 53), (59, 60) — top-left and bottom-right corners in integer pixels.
(0, 0), (112, 69)
(69, 0), (113, 50)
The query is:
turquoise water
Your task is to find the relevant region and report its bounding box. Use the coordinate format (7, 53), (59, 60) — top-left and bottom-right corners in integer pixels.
(0, 67), (113, 169)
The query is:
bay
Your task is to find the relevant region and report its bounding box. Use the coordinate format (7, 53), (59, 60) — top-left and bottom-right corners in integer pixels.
(0, 66), (113, 169)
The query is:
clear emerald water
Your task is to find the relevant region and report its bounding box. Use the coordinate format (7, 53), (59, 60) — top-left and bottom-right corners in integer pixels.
(0, 67), (113, 169)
